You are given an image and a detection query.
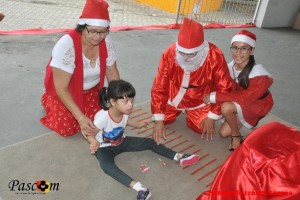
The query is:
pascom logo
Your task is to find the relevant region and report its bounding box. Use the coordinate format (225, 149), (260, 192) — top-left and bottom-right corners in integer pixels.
(36, 180), (51, 193)
(8, 180), (59, 194)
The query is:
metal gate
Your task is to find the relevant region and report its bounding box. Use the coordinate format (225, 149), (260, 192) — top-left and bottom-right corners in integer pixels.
(177, 0), (260, 25)
(0, 0), (261, 30)
(109, 0), (260, 26)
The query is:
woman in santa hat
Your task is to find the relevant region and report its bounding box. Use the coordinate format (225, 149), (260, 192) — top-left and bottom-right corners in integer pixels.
(203, 30), (274, 151)
(40, 0), (120, 138)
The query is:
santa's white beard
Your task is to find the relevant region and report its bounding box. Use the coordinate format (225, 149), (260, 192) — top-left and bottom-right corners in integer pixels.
(176, 51), (203, 72)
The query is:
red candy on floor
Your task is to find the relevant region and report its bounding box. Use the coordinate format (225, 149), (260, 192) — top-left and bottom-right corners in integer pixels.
(139, 164), (150, 173)
(158, 158), (167, 166)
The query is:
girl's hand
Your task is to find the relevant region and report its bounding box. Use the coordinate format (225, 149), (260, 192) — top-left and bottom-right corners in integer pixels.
(137, 120), (150, 129)
(90, 142), (100, 154)
(78, 115), (99, 139)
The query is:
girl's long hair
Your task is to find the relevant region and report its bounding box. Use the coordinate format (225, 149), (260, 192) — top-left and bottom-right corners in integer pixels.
(98, 80), (136, 110)
(238, 55), (255, 89)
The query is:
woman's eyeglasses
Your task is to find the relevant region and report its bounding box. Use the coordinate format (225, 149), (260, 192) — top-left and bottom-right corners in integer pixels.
(85, 27), (109, 37)
(230, 46), (252, 54)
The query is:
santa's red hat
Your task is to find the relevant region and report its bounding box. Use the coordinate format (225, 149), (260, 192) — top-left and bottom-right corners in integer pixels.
(78, 0), (110, 27)
(176, 18), (204, 54)
(231, 30), (256, 47)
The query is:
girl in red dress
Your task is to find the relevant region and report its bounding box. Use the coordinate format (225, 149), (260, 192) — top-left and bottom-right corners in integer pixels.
(203, 30), (274, 151)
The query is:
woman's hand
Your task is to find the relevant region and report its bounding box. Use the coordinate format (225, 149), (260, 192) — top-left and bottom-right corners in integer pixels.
(53, 68), (98, 138)
(78, 115), (99, 139)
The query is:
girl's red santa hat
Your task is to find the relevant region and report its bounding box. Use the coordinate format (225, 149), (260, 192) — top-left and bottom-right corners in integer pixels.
(231, 30), (256, 47)
(176, 18), (205, 54)
(78, 0), (110, 27)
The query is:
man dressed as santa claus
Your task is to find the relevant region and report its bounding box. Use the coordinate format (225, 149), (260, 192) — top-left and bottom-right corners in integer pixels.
(151, 18), (232, 144)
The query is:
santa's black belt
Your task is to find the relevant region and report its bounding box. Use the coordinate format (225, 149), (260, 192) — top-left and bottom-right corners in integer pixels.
(182, 85), (198, 89)
(259, 90), (270, 100)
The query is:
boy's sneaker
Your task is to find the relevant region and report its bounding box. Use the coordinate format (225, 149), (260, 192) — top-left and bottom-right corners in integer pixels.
(136, 188), (151, 200)
(179, 154), (200, 167)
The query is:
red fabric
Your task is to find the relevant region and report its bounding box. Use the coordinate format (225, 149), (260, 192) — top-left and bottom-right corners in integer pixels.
(164, 103), (211, 133)
(178, 18), (204, 50)
(41, 30), (107, 136)
(197, 122), (300, 200)
(79, 0), (110, 21)
(40, 87), (100, 136)
(151, 43), (232, 124)
(216, 75), (273, 127)
(0, 23), (255, 35)
(233, 29), (256, 41)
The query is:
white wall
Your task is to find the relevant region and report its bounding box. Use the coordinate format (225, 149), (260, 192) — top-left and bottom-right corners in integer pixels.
(256, 0), (300, 28)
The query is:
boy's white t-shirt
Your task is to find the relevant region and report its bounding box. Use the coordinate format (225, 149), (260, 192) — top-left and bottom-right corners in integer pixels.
(94, 109), (129, 147)
(50, 35), (117, 90)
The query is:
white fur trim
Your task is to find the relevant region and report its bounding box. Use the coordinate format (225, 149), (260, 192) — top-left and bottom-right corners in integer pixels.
(249, 64), (272, 78)
(169, 72), (190, 108)
(198, 41), (209, 68)
(210, 92), (216, 104)
(152, 114), (165, 121)
(231, 35), (255, 47)
(78, 18), (109, 27)
(233, 102), (253, 129)
(176, 40), (206, 54)
(207, 111), (222, 120)
(168, 100), (206, 111)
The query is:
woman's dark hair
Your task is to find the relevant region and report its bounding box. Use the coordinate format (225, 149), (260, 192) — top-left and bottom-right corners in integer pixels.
(98, 80), (136, 110)
(75, 24), (110, 33)
(237, 55), (255, 89)
(75, 24), (87, 33)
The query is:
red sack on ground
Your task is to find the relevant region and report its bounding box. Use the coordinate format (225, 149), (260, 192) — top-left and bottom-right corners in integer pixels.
(197, 122), (300, 200)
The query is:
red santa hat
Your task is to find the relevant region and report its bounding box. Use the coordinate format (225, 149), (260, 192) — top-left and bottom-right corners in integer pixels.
(231, 30), (256, 47)
(78, 0), (110, 27)
(176, 18), (205, 54)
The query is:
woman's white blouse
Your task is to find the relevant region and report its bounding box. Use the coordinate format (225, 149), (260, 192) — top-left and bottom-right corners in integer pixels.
(50, 34), (117, 90)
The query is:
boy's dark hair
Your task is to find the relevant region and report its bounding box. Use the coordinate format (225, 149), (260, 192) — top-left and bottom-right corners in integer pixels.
(237, 55), (255, 89)
(98, 80), (136, 110)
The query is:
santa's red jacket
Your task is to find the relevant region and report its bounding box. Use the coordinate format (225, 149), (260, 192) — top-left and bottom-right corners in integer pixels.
(151, 42), (232, 120)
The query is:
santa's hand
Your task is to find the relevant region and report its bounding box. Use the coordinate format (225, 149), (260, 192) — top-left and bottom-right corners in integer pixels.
(203, 94), (210, 104)
(199, 117), (215, 141)
(152, 121), (166, 145)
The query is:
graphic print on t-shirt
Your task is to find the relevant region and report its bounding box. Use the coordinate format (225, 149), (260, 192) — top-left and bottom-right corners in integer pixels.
(102, 126), (124, 145)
